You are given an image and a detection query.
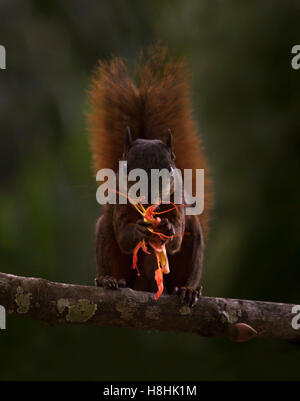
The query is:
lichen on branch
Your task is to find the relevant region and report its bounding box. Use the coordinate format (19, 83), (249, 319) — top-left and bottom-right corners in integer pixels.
(0, 272), (299, 343)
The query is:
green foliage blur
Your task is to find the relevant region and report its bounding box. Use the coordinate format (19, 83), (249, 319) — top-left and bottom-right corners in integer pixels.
(0, 0), (299, 380)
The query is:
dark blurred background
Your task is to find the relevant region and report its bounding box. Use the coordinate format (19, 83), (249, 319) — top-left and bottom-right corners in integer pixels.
(0, 0), (299, 380)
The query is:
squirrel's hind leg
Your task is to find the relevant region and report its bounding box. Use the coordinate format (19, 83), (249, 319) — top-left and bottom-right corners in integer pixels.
(167, 215), (204, 307)
(95, 213), (136, 290)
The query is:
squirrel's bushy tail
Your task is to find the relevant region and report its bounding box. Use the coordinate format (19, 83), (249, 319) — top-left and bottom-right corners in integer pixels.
(87, 45), (212, 235)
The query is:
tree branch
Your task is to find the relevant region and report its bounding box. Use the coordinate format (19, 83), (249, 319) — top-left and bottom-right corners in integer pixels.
(0, 272), (299, 342)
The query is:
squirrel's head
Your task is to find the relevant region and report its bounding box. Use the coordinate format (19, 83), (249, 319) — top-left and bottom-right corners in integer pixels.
(122, 127), (177, 202)
(122, 127), (175, 172)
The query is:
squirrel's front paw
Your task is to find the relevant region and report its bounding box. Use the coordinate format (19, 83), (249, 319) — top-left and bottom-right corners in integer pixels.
(95, 276), (126, 290)
(173, 285), (202, 307)
(156, 218), (175, 239)
(134, 219), (152, 242)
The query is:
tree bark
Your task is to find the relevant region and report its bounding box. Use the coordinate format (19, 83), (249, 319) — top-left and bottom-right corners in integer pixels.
(0, 272), (299, 342)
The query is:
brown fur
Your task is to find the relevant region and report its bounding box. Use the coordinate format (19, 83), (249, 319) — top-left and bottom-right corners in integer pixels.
(87, 46), (212, 237)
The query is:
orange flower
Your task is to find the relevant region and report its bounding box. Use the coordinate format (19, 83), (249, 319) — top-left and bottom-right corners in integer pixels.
(110, 188), (185, 299)
(131, 202), (176, 300)
(154, 264), (164, 300)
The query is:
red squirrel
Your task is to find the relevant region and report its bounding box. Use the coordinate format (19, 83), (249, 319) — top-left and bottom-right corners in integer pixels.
(87, 46), (212, 306)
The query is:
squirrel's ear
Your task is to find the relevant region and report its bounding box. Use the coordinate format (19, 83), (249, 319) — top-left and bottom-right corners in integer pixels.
(167, 128), (176, 161)
(123, 126), (133, 158)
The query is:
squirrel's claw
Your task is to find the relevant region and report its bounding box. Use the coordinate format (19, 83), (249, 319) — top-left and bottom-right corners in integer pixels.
(173, 285), (202, 307)
(95, 276), (126, 290)
(157, 218), (175, 237)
